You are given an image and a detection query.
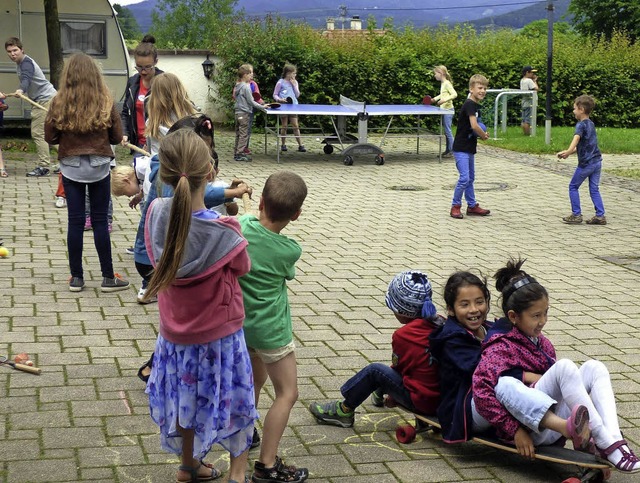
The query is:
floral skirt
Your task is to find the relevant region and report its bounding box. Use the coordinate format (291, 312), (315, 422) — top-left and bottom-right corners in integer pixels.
(146, 328), (258, 460)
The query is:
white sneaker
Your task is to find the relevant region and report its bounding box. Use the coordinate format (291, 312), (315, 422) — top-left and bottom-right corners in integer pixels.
(137, 286), (157, 304)
(55, 196), (66, 208)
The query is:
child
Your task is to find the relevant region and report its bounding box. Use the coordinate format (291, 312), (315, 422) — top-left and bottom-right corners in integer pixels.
(144, 129), (258, 483)
(273, 63), (306, 153)
(432, 65), (457, 157)
(234, 64), (267, 162)
(145, 72), (197, 155)
(308, 270), (444, 428)
(44, 53), (129, 293)
(239, 171), (309, 483)
(557, 94), (606, 225)
(472, 258), (640, 472)
(429, 270), (492, 443)
(231, 63), (264, 156)
(450, 74), (490, 219)
(520, 66), (538, 136)
(0, 145), (6, 178)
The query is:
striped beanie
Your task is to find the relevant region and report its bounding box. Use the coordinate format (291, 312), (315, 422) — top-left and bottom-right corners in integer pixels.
(385, 270), (435, 319)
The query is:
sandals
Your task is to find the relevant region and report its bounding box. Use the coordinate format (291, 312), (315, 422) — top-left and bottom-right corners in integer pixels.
(0, 168), (7, 178)
(598, 439), (640, 473)
(566, 405), (591, 451)
(252, 455), (308, 483)
(176, 461), (222, 482)
(137, 355), (154, 383)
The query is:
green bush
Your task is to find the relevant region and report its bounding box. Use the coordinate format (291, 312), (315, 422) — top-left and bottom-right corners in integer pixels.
(211, 19), (640, 128)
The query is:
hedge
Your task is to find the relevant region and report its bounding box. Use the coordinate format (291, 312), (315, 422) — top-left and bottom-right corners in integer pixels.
(211, 18), (640, 128)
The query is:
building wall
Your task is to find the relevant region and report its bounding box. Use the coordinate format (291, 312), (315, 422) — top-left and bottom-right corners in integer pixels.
(129, 49), (226, 122)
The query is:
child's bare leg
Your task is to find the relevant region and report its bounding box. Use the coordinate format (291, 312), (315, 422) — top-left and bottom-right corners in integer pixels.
(280, 117), (289, 147)
(291, 118), (303, 146)
(250, 351), (268, 407)
(228, 449), (249, 482)
(176, 425), (215, 480)
(258, 352), (298, 467)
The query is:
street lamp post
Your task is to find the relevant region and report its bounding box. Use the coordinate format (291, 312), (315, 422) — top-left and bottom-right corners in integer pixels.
(545, 0), (554, 145)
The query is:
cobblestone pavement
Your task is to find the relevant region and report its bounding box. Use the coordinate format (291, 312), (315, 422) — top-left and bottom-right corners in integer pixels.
(1, 133), (640, 483)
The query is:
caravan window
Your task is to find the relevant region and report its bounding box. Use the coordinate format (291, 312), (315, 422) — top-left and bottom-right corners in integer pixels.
(60, 21), (106, 56)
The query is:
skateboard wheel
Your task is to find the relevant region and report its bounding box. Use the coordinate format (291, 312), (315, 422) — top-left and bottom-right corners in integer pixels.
(375, 155), (384, 165)
(396, 424), (417, 444)
(343, 156), (353, 166)
(323, 144), (334, 154)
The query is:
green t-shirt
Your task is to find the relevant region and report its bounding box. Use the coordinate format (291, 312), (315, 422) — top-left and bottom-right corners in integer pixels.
(239, 214), (302, 350)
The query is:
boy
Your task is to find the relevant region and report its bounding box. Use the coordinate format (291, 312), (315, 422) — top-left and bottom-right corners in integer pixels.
(239, 171), (309, 483)
(233, 64), (267, 162)
(308, 270), (443, 428)
(2, 37), (57, 177)
(450, 74), (491, 219)
(557, 95), (606, 225)
(520, 66), (538, 136)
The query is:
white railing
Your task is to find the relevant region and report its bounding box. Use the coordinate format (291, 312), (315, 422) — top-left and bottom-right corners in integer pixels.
(486, 89), (538, 139)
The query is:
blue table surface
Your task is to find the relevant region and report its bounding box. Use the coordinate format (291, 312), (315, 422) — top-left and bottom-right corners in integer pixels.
(265, 103), (452, 116)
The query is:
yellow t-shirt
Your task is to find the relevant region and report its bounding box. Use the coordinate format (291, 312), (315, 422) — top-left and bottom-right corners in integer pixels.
(435, 80), (457, 110)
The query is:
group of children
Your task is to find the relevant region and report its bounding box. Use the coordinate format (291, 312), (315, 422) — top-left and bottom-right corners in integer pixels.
(432, 65), (606, 225)
(308, 259), (640, 474)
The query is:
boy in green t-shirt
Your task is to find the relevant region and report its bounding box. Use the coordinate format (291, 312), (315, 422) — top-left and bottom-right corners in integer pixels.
(239, 170), (309, 483)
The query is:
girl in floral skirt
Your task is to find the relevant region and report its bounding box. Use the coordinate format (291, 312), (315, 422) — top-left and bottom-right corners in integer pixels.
(144, 129), (257, 483)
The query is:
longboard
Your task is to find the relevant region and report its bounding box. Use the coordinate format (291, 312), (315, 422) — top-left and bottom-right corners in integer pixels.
(397, 411), (611, 482)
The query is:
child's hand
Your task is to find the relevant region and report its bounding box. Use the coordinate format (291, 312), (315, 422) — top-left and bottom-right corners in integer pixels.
(129, 191), (143, 209)
(557, 150), (569, 159)
(514, 427), (535, 460)
(226, 202), (239, 216)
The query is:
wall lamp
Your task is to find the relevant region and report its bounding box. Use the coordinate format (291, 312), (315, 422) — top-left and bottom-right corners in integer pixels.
(202, 54), (214, 79)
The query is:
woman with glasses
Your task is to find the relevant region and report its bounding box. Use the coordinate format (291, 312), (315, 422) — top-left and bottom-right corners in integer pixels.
(120, 35), (164, 150)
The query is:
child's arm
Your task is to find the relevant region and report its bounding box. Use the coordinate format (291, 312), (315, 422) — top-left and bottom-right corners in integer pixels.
(557, 134), (580, 159)
(224, 180), (252, 201)
(469, 115), (489, 140)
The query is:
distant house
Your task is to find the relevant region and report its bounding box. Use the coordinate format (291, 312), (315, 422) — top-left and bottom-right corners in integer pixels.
(322, 15), (386, 39)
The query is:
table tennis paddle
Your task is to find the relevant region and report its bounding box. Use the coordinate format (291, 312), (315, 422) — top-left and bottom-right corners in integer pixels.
(422, 95), (433, 105)
(285, 97), (294, 104)
(265, 102), (281, 109)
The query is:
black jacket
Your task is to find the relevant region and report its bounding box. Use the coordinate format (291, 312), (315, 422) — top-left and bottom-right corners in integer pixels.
(120, 68), (164, 147)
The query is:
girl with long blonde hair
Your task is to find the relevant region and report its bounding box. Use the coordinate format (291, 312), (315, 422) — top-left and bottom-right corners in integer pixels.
(45, 53), (129, 293)
(144, 72), (196, 154)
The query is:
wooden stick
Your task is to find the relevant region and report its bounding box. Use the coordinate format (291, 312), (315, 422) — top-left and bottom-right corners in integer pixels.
(13, 92), (48, 112)
(123, 142), (151, 157)
(242, 193), (251, 214)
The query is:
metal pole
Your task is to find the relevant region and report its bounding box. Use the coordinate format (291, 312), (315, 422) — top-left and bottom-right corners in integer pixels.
(545, 0), (554, 145)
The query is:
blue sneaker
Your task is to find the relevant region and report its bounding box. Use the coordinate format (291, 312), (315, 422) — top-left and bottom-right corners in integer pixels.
(308, 400), (354, 428)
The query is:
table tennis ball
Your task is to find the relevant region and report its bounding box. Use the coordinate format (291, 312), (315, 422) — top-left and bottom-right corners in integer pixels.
(0, 247), (9, 258)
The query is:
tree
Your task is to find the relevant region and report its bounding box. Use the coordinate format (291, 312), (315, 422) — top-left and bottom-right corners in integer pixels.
(568, 0), (640, 42)
(150, 0), (239, 49)
(44, 0), (63, 88)
(113, 4), (142, 40)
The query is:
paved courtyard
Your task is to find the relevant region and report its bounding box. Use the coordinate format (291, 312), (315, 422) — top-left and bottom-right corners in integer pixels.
(1, 133), (640, 483)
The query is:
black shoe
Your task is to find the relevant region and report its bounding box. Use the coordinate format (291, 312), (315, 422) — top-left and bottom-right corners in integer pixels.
(69, 276), (85, 292)
(281, 145), (288, 152)
(250, 428), (261, 449)
(101, 274), (130, 292)
(26, 166), (50, 177)
(137, 355), (154, 383)
(297, 145), (306, 153)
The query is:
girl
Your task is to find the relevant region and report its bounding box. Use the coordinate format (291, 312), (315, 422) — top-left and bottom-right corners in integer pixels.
(473, 258), (640, 472)
(144, 129), (257, 483)
(120, 34), (163, 150)
(432, 65), (457, 157)
(429, 271), (492, 443)
(44, 53), (129, 293)
(273, 63), (305, 153)
(145, 72), (197, 155)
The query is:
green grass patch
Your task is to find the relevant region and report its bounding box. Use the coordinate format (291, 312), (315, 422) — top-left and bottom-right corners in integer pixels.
(483, 126), (640, 155)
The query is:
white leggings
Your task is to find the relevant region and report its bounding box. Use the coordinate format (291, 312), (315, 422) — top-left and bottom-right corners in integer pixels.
(478, 359), (622, 448)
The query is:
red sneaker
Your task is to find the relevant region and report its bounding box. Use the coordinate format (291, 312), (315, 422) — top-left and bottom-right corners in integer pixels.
(243, 148), (252, 155)
(466, 204), (491, 216)
(450, 205), (463, 219)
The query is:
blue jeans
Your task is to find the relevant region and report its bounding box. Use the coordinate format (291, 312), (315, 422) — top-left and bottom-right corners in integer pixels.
(63, 174), (114, 279)
(443, 113), (453, 152)
(340, 362), (415, 411)
(569, 162), (605, 217)
(452, 151), (477, 207)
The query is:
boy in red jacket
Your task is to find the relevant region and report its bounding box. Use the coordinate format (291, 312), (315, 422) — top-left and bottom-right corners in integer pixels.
(308, 270), (444, 427)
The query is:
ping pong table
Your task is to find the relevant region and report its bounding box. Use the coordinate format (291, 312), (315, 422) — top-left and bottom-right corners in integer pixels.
(264, 95), (453, 165)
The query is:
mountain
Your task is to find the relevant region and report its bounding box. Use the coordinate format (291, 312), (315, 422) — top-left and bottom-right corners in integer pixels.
(470, 0), (572, 30)
(122, 0), (568, 35)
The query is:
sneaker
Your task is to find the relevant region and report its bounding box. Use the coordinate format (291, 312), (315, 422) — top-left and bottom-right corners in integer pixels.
(442, 150), (453, 158)
(586, 215), (607, 225)
(69, 276), (85, 292)
(450, 205), (463, 219)
(252, 455), (308, 483)
(84, 216), (92, 231)
(297, 145), (306, 153)
(280, 145), (288, 152)
(370, 389), (384, 407)
(26, 166), (50, 177)
(125, 247), (135, 255)
(250, 428), (261, 450)
(308, 400), (354, 428)
(55, 196), (66, 208)
(52, 165), (60, 174)
(137, 286), (157, 304)
(243, 147), (253, 155)
(466, 204), (491, 216)
(562, 213), (583, 224)
(101, 273), (130, 292)
(234, 155), (251, 162)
